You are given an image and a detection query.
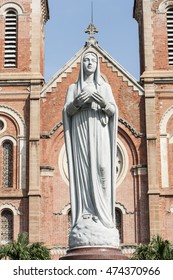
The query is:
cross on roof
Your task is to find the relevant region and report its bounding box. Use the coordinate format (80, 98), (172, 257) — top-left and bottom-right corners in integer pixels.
(85, 22), (99, 39)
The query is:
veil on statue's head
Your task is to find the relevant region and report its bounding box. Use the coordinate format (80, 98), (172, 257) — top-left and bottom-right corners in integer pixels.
(77, 50), (102, 93)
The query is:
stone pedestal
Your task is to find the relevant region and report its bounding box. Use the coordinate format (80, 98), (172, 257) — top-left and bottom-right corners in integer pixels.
(60, 247), (128, 260)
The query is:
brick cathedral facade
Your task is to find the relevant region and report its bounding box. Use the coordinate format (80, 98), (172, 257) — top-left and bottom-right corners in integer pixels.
(0, 0), (173, 259)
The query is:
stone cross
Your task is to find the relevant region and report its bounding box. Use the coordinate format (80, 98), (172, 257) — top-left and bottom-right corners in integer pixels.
(85, 22), (99, 39)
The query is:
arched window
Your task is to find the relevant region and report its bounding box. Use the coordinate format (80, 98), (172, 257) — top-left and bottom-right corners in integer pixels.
(4, 9), (18, 68)
(115, 208), (123, 243)
(167, 7), (173, 65)
(2, 141), (13, 188)
(0, 209), (13, 244)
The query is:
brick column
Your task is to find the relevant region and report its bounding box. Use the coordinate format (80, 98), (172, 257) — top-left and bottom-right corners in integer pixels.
(28, 81), (42, 242)
(131, 164), (149, 243)
(144, 80), (160, 238)
(142, 0), (154, 71)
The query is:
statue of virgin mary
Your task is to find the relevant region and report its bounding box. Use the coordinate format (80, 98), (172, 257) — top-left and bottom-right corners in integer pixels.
(63, 51), (119, 248)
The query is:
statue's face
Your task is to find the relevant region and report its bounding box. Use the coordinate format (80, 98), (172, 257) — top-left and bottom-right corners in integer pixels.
(83, 53), (97, 75)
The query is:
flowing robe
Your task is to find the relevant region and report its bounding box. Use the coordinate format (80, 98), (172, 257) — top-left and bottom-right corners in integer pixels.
(63, 81), (118, 229)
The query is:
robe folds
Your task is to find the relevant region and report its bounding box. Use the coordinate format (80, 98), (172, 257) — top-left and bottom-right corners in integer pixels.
(63, 81), (118, 230)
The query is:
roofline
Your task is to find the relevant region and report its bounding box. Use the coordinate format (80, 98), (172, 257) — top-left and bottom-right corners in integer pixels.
(41, 47), (86, 96)
(95, 44), (144, 93)
(42, 42), (144, 96)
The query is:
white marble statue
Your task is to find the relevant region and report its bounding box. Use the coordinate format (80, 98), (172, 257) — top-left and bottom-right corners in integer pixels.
(63, 51), (119, 248)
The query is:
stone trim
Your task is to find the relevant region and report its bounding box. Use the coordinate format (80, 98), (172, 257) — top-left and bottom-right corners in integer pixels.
(53, 203), (71, 216)
(41, 0), (49, 23)
(50, 247), (67, 256)
(58, 144), (69, 186)
(157, 0), (173, 13)
(119, 117), (144, 138)
(40, 165), (54, 177)
(143, 0), (154, 71)
(97, 44), (144, 94)
(31, 0), (41, 73)
(115, 202), (134, 215)
(0, 117), (7, 134)
(56, 202), (134, 217)
(50, 245), (136, 257)
(0, 105), (25, 135)
(131, 164), (147, 176)
(41, 48), (84, 97)
(41, 119), (143, 139)
(0, 2), (24, 15)
(133, 0), (142, 22)
(159, 106), (173, 188)
(116, 139), (129, 187)
(41, 44), (144, 97)
(121, 245), (136, 255)
(0, 105), (26, 189)
(160, 105), (173, 134)
(115, 202), (127, 215)
(40, 121), (63, 138)
(0, 135), (17, 146)
(0, 203), (21, 215)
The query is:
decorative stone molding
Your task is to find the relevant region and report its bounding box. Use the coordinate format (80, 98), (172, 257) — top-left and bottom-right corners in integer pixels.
(119, 117), (144, 138)
(41, 44), (144, 97)
(53, 203), (71, 216)
(0, 105), (25, 135)
(159, 106), (173, 188)
(50, 247), (67, 256)
(115, 202), (127, 215)
(131, 164), (147, 176)
(0, 203), (21, 215)
(58, 144), (69, 186)
(133, 0), (142, 22)
(0, 105), (26, 189)
(41, 53), (82, 97)
(157, 0), (173, 13)
(56, 202), (133, 217)
(101, 56), (144, 95)
(121, 245), (136, 255)
(0, 135), (17, 146)
(115, 202), (134, 215)
(41, 0), (49, 24)
(40, 165), (54, 177)
(0, 117), (7, 134)
(0, 2), (24, 15)
(40, 121), (63, 138)
(41, 118), (144, 140)
(160, 106), (173, 134)
(116, 139), (129, 187)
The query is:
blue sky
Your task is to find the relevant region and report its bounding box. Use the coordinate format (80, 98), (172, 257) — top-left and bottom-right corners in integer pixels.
(44, 0), (139, 81)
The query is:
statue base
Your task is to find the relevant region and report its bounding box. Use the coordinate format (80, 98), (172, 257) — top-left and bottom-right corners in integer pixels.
(60, 246), (128, 260)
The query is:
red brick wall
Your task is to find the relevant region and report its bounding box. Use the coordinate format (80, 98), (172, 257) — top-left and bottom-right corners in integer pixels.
(137, 0), (173, 243)
(0, 0), (44, 247)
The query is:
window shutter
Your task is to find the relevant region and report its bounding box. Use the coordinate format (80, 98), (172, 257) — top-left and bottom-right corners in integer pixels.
(4, 10), (17, 68)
